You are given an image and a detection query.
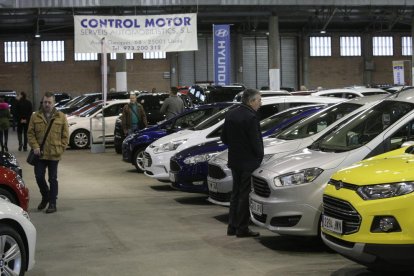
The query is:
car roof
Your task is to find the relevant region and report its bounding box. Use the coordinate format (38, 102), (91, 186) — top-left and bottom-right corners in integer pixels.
(260, 95), (344, 104)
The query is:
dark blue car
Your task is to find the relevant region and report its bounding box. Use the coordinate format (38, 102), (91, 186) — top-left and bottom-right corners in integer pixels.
(122, 102), (235, 172)
(169, 104), (328, 193)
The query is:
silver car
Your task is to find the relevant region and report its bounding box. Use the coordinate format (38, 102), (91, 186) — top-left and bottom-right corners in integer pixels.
(249, 88), (414, 236)
(207, 95), (387, 206)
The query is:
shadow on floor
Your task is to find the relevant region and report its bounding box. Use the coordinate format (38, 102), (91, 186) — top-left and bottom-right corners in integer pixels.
(150, 185), (176, 191)
(174, 196), (211, 205)
(258, 235), (329, 253)
(213, 213), (229, 225)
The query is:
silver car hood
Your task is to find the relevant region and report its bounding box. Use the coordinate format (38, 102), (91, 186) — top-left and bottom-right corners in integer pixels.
(259, 148), (350, 175)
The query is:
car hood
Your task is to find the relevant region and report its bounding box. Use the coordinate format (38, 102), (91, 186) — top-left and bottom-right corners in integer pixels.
(259, 148), (350, 175)
(263, 137), (304, 155)
(174, 140), (227, 160)
(332, 153), (414, 185)
(150, 129), (195, 146)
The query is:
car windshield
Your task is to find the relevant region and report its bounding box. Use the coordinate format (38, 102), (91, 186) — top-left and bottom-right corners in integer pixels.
(260, 106), (322, 133)
(274, 102), (361, 140)
(193, 104), (237, 130)
(79, 103), (103, 117)
(61, 95), (84, 108)
(313, 101), (414, 152)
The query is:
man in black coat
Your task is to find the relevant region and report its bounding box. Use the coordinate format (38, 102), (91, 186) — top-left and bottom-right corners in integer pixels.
(15, 91), (33, 151)
(221, 88), (264, 238)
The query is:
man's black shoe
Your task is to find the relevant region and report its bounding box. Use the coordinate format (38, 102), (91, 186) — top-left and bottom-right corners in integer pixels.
(227, 226), (236, 236)
(37, 200), (48, 210)
(46, 204), (57, 214)
(236, 229), (260, 238)
(18, 145), (22, 151)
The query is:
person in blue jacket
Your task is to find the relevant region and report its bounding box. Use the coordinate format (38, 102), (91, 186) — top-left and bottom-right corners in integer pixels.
(221, 89), (264, 238)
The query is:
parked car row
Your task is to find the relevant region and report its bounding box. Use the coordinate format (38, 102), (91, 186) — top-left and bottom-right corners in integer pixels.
(116, 87), (414, 272)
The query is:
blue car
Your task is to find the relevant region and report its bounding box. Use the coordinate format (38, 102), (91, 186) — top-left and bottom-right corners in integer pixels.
(122, 102), (235, 172)
(169, 104), (328, 193)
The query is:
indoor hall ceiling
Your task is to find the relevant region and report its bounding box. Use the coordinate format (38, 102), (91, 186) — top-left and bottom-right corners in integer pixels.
(0, 4), (413, 37)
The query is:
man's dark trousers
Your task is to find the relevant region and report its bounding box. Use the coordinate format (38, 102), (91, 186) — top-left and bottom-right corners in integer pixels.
(34, 160), (59, 204)
(229, 168), (253, 232)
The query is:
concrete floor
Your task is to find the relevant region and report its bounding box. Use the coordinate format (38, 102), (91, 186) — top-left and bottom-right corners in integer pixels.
(5, 131), (376, 276)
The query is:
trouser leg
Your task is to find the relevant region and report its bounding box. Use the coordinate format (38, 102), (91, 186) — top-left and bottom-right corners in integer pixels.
(34, 160), (49, 200)
(47, 160), (59, 205)
(17, 123), (23, 146)
(236, 170), (253, 231)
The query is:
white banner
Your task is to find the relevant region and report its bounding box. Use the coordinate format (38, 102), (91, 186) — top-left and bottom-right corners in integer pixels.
(74, 13), (198, 53)
(393, 60), (405, 85)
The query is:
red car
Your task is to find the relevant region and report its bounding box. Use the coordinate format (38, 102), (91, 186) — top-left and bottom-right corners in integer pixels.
(0, 166), (29, 211)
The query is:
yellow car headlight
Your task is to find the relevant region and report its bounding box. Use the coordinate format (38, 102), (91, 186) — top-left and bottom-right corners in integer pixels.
(357, 182), (414, 200)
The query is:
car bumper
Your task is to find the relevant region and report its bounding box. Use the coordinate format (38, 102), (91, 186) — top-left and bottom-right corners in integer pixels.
(143, 149), (173, 181)
(121, 142), (132, 163)
(207, 162), (232, 205)
(322, 231), (414, 266)
(249, 179), (327, 236)
(169, 161), (208, 193)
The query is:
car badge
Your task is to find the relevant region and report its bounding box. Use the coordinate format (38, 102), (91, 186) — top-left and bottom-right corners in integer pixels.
(335, 181), (344, 190)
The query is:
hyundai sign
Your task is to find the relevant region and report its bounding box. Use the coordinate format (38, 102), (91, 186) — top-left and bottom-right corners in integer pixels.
(213, 25), (231, 85)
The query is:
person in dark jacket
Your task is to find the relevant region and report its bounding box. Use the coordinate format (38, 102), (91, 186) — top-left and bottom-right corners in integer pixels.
(160, 87), (184, 120)
(221, 88), (264, 238)
(15, 91), (33, 151)
(0, 98), (10, 152)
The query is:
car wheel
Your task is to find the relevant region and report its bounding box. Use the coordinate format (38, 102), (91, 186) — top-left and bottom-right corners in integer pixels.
(133, 147), (146, 173)
(0, 187), (17, 206)
(0, 224), (27, 276)
(70, 129), (90, 149)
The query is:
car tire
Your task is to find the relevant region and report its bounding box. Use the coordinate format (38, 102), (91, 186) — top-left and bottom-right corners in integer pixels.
(70, 129), (90, 149)
(132, 146), (147, 173)
(0, 187), (17, 206)
(0, 224), (27, 276)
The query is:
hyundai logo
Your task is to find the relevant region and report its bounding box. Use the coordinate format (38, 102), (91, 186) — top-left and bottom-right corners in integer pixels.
(335, 181), (344, 190)
(215, 29), (229, 37)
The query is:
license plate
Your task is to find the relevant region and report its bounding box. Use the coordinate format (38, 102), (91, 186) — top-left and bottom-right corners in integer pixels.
(143, 157), (149, 168)
(208, 181), (218, 192)
(322, 215), (343, 234)
(250, 200), (262, 216)
(169, 172), (177, 183)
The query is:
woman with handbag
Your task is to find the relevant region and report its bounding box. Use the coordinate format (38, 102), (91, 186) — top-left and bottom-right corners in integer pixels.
(27, 92), (69, 214)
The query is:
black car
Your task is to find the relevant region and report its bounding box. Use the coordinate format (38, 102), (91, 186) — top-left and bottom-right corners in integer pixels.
(113, 92), (192, 153)
(205, 85), (246, 103)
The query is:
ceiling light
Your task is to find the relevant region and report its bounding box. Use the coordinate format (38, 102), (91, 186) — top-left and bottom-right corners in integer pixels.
(320, 30), (326, 34)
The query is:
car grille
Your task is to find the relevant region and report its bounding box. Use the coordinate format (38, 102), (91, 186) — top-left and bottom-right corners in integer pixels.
(323, 195), (361, 235)
(143, 152), (152, 167)
(328, 179), (359, 191)
(170, 160), (180, 172)
(209, 191), (231, 202)
(252, 176), (271, 198)
(208, 164), (226, 179)
(252, 213), (267, 224)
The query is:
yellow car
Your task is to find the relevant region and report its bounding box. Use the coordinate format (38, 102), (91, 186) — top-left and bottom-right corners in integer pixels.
(321, 146), (414, 271)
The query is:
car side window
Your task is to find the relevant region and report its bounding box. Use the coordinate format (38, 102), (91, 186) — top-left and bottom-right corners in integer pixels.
(103, 104), (123, 117)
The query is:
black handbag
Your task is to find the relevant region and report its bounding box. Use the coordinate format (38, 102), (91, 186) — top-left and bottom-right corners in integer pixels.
(26, 118), (55, 166)
(26, 149), (38, 166)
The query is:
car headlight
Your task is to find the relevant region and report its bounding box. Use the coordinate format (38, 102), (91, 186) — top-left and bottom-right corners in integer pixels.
(15, 174), (26, 188)
(184, 152), (220, 165)
(68, 122), (77, 127)
(154, 139), (187, 154)
(273, 168), (323, 188)
(357, 182), (414, 200)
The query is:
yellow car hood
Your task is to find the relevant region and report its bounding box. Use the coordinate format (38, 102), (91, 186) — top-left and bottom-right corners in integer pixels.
(333, 153), (414, 185)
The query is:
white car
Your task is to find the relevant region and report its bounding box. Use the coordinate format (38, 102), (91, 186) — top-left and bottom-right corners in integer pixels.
(0, 199), (36, 275)
(249, 88), (414, 236)
(312, 87), (389, 98)
(207, 95), (388, 206)
(143, 96), (344, 181)
(67, 99), (129, 149)
(233, 90), (291, 102)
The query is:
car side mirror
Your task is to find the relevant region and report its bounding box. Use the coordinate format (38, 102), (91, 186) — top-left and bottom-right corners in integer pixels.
(95, 113), (103, 119)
